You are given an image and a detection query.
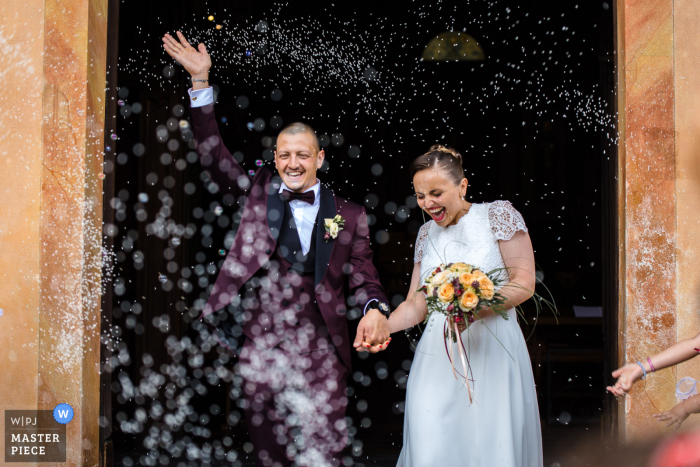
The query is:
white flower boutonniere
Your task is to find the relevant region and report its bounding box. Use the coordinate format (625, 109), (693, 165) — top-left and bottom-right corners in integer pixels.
(324, 215), (345, 242)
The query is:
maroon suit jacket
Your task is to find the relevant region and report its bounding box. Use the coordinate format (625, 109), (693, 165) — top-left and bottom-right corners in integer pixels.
(191, 103), (387, 370)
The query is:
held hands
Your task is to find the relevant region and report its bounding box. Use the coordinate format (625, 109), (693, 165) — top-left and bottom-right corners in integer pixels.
(353, 308), (391, 353)
(606, 363), (644, 397)
(162, 31), (211, 83)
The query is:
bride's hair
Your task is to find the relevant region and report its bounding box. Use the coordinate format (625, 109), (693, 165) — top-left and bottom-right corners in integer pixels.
(409, 144), (465, 186)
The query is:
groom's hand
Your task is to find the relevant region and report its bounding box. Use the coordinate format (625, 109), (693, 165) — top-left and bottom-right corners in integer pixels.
(162, 31), (211, 89)
(354, 309), (391, 353)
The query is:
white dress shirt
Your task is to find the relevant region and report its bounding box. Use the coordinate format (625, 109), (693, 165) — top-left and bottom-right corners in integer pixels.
(279, 181), (321, 255)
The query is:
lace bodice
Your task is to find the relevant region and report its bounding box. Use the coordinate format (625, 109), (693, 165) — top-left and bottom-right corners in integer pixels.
(414, 201), (527, 280)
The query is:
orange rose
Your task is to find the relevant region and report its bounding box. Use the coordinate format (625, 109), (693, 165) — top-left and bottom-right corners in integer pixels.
(477, 276), (493, 289)
(459, 272), (476, 288)
(459, 291), (479, 310)
(480, 284), (495, 300)
(472, 269), (487, 280)
(437, 282), (455, 303)
(452, 262), (471, 272)
(432, 270), (451, 286)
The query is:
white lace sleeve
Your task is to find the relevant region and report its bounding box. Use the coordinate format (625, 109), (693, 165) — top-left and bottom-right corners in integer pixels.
(488, 201), (528, 241)
(414, 223), (430, 263)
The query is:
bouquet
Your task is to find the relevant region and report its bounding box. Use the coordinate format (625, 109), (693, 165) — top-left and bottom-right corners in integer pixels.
(418, 262), (508, 338)
(417, 262), (510, 401)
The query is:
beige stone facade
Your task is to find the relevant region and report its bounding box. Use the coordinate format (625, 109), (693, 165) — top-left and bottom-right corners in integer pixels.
(0, 0), (107, 464)
(617, 0), (700, 438)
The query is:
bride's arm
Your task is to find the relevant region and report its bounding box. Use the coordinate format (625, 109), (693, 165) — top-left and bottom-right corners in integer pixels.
(388, 262), (429, 333)
(475, 230), (536, 319)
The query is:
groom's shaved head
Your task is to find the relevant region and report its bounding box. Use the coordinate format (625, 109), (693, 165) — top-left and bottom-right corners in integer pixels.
(277, 122), (320, 152)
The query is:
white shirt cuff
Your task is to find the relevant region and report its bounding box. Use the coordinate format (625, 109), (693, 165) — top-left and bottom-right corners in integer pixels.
(188, 87), (214, 108)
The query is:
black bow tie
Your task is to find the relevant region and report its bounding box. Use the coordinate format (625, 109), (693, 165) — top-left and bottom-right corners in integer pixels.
(281, 189), (315, 205)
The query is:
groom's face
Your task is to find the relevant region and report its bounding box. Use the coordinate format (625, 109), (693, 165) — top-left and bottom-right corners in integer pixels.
(274, 132), (325, 192)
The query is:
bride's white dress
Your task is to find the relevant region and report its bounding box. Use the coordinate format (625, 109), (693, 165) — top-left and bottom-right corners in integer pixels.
(397, 201), (543, 467)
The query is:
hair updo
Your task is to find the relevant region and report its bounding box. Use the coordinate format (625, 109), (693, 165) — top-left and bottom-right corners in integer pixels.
(408, 144), (465, 186)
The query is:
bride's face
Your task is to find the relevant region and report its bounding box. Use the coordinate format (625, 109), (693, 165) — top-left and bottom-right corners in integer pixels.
(413, 168), (467, 227)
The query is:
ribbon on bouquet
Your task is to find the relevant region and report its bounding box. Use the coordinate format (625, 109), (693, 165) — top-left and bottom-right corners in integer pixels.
(444, 320), (474, 404)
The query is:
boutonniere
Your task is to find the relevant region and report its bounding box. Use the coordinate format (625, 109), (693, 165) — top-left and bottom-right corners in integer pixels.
(324, 215), (345, 242)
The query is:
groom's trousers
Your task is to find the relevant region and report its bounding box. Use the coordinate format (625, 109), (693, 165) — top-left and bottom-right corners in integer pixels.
(232, 254), (350, 467)
(239, 339), (349, 467)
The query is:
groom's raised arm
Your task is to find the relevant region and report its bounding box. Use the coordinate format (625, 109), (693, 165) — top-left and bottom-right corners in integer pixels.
(189, 100), (247, 199)
(162, 31), (247, 200)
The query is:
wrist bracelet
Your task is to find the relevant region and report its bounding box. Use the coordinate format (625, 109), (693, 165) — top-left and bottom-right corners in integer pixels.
(192, 78), (208, 82)
(636, 361), (647, 380)
(647, 358), (656, 372)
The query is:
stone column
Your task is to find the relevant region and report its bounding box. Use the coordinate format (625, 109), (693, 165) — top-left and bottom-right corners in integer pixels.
(617, 0), (700, 439)
(0, 0), (108, 464)
(673, 0), (700, 432)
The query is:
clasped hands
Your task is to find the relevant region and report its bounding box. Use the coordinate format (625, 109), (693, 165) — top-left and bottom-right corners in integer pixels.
(353, 308), (392, 353)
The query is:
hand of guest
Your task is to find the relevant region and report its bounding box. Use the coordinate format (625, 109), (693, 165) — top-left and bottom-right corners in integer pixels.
(354, 309), (391, 353)
(606, 363), (643, 397)
(653, 404), (690, 430)
(162, 31), (212, 85)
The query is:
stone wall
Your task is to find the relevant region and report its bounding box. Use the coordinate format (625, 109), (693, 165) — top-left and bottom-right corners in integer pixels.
(618, 0), (700, 440)
(0, 0), (108, 464)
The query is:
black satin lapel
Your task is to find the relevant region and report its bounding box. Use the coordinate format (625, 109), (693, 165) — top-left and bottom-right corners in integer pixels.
(315, 185), (336, 287)
(267, 175), (284, 242)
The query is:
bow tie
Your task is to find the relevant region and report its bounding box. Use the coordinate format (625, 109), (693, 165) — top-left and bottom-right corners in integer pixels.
(281, 189), (315, 205)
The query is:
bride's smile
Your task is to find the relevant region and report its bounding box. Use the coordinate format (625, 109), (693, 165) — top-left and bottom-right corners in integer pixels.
(413, 167), (470, 227)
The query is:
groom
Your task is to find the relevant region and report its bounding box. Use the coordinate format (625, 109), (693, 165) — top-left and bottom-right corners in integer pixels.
(163, 32), (391, 466)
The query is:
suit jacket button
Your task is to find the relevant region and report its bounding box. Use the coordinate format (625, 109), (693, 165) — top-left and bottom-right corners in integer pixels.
(283, 300), (289, 306)
(265, 248), (272, 254)
(299, 287), (304, 292)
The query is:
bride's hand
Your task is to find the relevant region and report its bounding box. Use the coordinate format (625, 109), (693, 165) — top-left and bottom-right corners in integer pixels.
(356, 338), (391, 353)
(455, 318), (467, 333)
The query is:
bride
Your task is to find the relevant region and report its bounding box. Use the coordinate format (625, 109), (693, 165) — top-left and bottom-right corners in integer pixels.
(383, 145), (542, 466)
